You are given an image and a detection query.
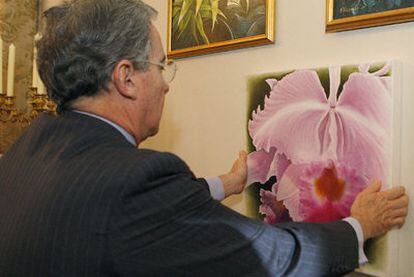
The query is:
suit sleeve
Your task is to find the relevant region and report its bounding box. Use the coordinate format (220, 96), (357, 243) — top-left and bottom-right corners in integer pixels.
(108, 152), (359, 277)
(196, 177), (210, 192)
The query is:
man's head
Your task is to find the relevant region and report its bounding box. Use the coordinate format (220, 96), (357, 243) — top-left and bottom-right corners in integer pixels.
(37, 0), (171, 143)
(38, 0), (158, 110)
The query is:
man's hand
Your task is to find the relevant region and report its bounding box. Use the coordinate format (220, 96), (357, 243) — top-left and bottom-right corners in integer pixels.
(219, 151), (248, 198)
(351, 181), (409, 240)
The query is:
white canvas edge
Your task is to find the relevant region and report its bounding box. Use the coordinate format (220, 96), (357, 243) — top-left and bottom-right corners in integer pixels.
(387, 59), (402, 277)
(354, 60), (402, 277)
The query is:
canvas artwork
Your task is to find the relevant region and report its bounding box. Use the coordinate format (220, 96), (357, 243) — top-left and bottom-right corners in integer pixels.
(326, 0), (414, 32)
(246, 61), (400, 275)
(168, 0), (275, 58)
(333, 0), (414, 19)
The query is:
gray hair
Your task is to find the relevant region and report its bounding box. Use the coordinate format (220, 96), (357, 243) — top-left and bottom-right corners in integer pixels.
(37, 0), (157, 113)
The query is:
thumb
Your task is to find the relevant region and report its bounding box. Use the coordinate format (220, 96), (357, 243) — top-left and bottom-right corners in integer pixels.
(239, 151), (247, 161)
(364, 180), (382, 193)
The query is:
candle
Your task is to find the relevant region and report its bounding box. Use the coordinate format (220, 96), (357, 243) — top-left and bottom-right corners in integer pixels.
(6, 44), (15, 97)
(32, 43), (38, 88)
(0, 38), (3, 93)
(37, 78), (46, 95)
(32, 33), (42, 90)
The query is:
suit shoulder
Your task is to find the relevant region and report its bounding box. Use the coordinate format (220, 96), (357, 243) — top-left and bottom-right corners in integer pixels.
(125, 149), (188, 169)
(115, 148), (194, 184)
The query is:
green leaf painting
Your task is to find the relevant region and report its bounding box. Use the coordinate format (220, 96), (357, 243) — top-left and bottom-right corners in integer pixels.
(171, 0), (266, 50)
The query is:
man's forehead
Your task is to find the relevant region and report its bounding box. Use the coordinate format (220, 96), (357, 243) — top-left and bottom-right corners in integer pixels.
(149, 25), (165, 61)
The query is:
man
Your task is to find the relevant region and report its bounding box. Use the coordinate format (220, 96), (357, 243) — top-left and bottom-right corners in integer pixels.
(0, 0), (408, 276)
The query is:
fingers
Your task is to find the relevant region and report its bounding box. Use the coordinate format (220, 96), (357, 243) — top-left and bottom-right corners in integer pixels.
(390, 217), (406, 229)
(388, 207), (409, 218)
(237, 151), (247, 167)
(387, 194), (409, 209)
(352, 182), (409, 239)
(381, 186), (406, 200)
(364, 180), (382, 193)
(234, 151), (247, 167)
(232, 152), (244, 168)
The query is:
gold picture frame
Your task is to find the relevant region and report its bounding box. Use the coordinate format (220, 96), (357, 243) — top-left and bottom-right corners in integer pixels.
(167, 0), (275, 59)
(326, 0), (414, 32)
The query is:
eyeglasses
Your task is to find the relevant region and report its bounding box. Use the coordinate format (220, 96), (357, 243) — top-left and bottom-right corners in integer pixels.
(138, 59), (177, 83)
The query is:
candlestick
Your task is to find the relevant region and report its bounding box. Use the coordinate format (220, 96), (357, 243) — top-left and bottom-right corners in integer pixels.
(0, 37), (3, 93)
(34, 33), (42, 41)
(6, 44), (15, 97)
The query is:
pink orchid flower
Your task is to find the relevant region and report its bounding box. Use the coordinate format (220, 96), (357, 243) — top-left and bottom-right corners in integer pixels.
(248, 63), (392, 223)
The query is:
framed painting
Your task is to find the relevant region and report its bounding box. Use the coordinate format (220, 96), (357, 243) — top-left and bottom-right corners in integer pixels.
(167, 0), (275, 59)
(246, 61), (402, 276)
(326, 0), (414, 32)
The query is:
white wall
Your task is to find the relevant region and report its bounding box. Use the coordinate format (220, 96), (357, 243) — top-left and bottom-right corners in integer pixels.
(42, 0), (414, 275)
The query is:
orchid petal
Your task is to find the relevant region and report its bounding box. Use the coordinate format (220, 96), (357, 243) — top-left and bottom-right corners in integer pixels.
(335, 68), (392, 180)
(259, 189), (277, 224)
(276, 164), (302, 201)
(265, 78), (278, 90)
(274, 153), (291, 186)
(283, 193), (302, 221)
(276, 164), (308, 221)
(259, 189), (292, 224)
(339, 72), (392, 129)
(249, 70), (330, 163)
(260, 187), (293, 223)
(323, 66), (341, 161)
(247, 148), (292, 185)
(372, 61), (392, 77)
(247, 148), (276, 184)
(328, 65), (340, 107)
(358, 62), (393, 93)
(333, 109), (391, 181)
(358, 63), (370, 73)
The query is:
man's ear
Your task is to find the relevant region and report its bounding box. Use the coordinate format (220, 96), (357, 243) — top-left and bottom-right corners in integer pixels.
(112, 60), (138, 100)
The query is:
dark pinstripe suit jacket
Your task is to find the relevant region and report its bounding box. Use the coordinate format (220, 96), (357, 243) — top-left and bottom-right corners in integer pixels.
(0, 111), (359, 276)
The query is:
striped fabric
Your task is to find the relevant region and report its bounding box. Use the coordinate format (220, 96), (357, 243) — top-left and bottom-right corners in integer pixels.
(0, 111), (359, 276)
